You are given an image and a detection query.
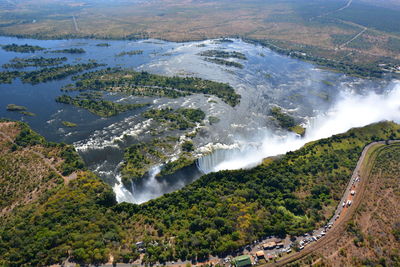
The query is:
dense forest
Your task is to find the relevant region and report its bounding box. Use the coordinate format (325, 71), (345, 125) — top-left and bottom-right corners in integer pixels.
(63, 68), (241, 107)
(1, 121), (399, 266)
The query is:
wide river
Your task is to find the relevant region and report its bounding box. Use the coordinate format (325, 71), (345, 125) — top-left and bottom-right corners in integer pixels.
(1, 36), (399, 203)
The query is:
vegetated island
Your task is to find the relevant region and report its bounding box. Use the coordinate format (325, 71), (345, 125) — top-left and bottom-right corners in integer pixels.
(47, 48), (86, 54)
(96, 43), (111, 47)
(208, 115), (220, 125)
(121, 107), (205, 186)
(62, 68), (241, 107)
(61, 121), (77, 127)
(116, 50), (143, 57)
(56, 93), (150, 117)
(6, 104), (27, 112)
(0, 71), (20, 84)
(204, 57), (244, 69)
(143, 107), (205, 131)
(2, 57), (68, 69)
(199, 50), (247, 60)
(270, 106), (305, 136)
(6, 104), (36, 116)
(1, 43), (45, 53)
(0, 62), (104, 85)
(1, 120), (400, 266)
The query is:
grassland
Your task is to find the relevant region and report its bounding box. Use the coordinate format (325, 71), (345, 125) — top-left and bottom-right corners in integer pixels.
(0, 0), (399, 76)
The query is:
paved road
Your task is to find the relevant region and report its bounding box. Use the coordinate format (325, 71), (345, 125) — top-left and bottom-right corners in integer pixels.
(72, 15), (80, 32)
(267, 140), (400, 266)
(310, 0), (352, 20)
(337, 0), (353, 12)
(337, 27), (367, 49)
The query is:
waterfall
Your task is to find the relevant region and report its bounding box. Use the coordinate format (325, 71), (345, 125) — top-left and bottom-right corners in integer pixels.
(113, 174), (136, 203)
(196, 147), (243, 174)
(113, 166), (162, 204)
(131, 165), (162, 204)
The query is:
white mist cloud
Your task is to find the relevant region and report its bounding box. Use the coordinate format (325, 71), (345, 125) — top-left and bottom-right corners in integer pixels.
(207, 81), (400, 172)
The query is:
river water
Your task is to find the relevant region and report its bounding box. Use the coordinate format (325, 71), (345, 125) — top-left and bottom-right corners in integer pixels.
(0, 36), (398, 203)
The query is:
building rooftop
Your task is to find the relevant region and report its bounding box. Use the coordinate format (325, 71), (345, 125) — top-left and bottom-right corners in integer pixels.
(233, 255), (252, 267)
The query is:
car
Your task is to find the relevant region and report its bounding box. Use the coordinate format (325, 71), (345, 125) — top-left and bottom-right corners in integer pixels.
(299, 246), (304, 250)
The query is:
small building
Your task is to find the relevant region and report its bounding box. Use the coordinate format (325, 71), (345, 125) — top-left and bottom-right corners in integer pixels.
(263, 241), (276, 250)
(276, 242), (284, 248)
(255, 250), (265, 259)
(135, 241), (144, 248)
(232, 255), (252, 267)
(266, 254), (275, 261)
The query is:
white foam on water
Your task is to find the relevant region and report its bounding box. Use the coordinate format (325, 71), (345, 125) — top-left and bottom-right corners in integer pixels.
(198, 81), (400, 173)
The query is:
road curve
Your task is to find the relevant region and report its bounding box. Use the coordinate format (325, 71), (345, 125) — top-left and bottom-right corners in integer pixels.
(265, 140), (400, 266)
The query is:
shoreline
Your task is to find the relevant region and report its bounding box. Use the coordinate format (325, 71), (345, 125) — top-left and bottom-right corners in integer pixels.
(1, 33), (397, 79)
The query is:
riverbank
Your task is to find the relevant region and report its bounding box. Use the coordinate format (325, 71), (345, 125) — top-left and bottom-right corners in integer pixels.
(2, 33), (399, 79)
